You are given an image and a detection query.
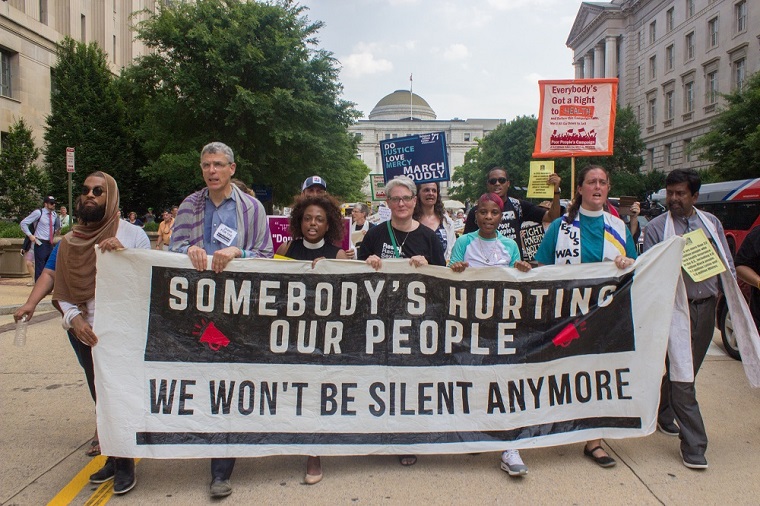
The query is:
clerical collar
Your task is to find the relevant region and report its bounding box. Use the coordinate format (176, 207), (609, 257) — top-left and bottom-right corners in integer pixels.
(579, 207), (604, 218)
(303, 238), (325, 250)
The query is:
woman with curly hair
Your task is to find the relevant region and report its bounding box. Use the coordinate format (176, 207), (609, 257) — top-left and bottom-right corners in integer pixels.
(274, 194), (346, 484)
(276, 194), (348, 263)
(413, 181), (456, 262)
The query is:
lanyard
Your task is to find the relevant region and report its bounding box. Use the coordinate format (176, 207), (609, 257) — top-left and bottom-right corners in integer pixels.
(386, 220), (401, 258)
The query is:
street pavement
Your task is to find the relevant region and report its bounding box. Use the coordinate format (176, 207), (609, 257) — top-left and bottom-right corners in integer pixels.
(2, 276), (760, 505)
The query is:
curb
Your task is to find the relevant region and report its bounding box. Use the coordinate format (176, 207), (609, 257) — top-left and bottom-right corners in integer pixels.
(0, 301), (54, 316)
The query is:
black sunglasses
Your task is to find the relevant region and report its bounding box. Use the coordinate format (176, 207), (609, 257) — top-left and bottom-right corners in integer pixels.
(488, 177), (508, 185)
(81, 185), (105, 197)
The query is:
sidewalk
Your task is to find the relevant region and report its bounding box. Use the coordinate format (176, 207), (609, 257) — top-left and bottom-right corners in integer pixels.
(2, 280), (760, 504)
(0, 277), (53, 315)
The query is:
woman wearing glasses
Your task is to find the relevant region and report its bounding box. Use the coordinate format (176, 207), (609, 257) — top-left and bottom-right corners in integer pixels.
(357, 175), (445, 467)
(534, 164), (638, 469)
(359, 176), (446, 271)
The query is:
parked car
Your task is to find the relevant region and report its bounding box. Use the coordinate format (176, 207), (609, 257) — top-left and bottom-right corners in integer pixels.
(717, 279), (753, 360)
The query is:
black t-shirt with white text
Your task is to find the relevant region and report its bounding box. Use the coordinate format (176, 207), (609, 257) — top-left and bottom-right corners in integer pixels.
(358, 221), (446, 266)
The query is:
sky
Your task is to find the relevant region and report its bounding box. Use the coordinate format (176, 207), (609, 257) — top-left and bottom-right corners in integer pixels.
(298, 0), (583, 121)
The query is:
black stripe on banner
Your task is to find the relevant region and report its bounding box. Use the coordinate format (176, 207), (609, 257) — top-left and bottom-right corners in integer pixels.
(136, 416), (641, 445)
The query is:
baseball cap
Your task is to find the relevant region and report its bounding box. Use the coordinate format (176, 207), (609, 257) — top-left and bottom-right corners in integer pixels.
(302, 176), (327, 191)
(43, 196), (56, 204)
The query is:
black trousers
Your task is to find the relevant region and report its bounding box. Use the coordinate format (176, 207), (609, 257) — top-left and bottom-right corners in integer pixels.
(658, 296), (716, 457)
(67, 329), (96, 402)
(211, 458), (236, 481)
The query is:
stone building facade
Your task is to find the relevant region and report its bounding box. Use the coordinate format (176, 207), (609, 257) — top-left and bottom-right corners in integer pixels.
(0, 0), (157, 150)
(566, 0), (758, 173)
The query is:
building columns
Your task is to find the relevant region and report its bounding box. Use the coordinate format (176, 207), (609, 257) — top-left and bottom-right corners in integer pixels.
(604, 36), (617, 78)
(594, 45), (604, 78)
(574, 60), (584, 79)
(583, 54), (593, 78)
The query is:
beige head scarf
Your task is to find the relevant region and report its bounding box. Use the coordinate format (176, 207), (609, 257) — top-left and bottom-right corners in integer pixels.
(53, 172), (120, 305)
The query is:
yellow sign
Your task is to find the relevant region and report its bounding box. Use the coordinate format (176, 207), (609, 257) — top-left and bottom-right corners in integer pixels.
(681, 228), (726, 282)
(527, 161), (554, 198)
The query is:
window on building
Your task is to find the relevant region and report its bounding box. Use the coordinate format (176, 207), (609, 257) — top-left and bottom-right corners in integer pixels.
(385, 134), (391, 140)
(649, 55), (657, 80)
(392, 133), (398, 138)
(649, 20), (657, 44)
(637, 104), (642, 125)
(638, 65), (642, 85)
(736, 1), (747, 33)
(665, 91), (674, 120)
(664, 144), (672, 166)
(734, 58), (746, 91)
(0, 49), (13, 98)
(81, 14), (86, 42)
(648, 97), (657, 126)
(638, 31), (642, 51)
(464, 132), (471, 142)
(684, 81), (695, 112)
(666, 45), (674, 71)
(684, 138), (692, 161)
(686, 0), (694, 18)
(648, 148), (655, 171)
(666, 8), (674, 32)
(708, 17), (719, 48)
(39, 0), (48, 24)
(113, 35), (117, 66)
(685, 32), (695, 60)
(706, 71), (718, 104)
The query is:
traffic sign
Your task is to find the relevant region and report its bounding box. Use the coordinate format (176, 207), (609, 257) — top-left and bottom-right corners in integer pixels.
(66, 147), (75, 173)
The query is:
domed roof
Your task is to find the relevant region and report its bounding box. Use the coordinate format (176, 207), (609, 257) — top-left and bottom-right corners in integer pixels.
(369, 90), (436, 120)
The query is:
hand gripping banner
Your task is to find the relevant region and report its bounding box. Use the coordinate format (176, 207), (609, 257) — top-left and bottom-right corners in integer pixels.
(93, 238), (684, 458)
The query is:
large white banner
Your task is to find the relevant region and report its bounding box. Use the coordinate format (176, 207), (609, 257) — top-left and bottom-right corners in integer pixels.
(93, 238), (684, 458)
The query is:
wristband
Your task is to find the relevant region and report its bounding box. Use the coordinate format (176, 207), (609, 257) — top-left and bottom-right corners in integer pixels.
(554, 191), (561, 195)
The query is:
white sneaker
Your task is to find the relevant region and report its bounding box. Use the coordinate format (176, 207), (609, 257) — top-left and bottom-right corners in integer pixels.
(500, 449), (528, 476)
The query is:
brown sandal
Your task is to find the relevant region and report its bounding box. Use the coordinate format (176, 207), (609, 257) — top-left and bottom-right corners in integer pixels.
(85, 439), (101, 457)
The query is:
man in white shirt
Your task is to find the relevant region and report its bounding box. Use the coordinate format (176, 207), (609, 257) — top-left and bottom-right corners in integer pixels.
(20, 195), (60, 280)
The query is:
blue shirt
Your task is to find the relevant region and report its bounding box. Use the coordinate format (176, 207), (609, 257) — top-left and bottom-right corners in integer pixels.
(203, 191), (240, 255)
(45, 243), (60, 270)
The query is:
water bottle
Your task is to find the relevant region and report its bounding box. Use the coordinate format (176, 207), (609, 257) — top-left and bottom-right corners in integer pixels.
(14, 316), (28, 347)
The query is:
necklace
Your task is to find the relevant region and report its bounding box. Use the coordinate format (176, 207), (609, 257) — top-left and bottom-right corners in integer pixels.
(479, 237), (502, 264)
(391, 226), (411, 254)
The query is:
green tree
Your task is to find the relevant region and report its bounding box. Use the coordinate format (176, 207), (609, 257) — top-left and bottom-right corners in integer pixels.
(592, 106), (646, 175)
(0, 118), (48, 220)
(692, 71), (760, 180)
(450, 116), (556, 203)
(124, 0), (364, 206)
(43, 38), (134, 210)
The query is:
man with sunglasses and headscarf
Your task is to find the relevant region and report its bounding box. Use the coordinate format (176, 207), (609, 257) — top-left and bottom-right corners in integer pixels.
(463, 167), (562, 258)
(53, 171), (150, 495)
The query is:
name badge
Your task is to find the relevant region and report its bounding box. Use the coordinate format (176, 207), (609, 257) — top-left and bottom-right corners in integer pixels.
(213, 223), (237, 247)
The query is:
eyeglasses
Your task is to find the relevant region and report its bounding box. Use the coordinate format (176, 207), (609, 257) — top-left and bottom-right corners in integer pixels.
(387, 195), (415, 204)
(81, 185), (105, 197)
(201, 161), (231, 170)
(488, 177), (508, 185)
